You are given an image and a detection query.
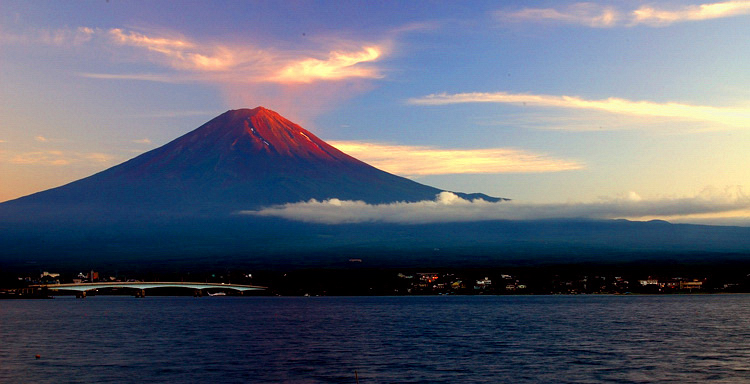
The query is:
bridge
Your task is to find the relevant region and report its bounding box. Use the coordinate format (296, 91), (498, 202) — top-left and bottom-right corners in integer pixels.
(32, 282), (266, 298)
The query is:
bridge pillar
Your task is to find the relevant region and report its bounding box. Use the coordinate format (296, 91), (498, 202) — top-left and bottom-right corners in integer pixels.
(76, 291), (86, 299)
(134, 289), (146, 298)
(193, 289), (203, 297)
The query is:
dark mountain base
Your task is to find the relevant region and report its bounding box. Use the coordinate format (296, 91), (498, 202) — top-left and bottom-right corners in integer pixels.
(2, 217), (749, 272)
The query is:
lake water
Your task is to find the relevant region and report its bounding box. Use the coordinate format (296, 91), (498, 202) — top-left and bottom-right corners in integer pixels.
(2, 295), (750, 383)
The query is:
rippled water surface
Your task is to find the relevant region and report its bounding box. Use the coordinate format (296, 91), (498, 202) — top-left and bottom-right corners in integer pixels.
(2, 295), (750, 383)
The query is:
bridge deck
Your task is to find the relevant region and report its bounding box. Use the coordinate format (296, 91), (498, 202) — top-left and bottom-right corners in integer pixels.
(32, 282), (265, 292)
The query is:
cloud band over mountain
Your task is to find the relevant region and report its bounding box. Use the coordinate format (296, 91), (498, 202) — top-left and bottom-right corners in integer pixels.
(243, 189), (750, 225)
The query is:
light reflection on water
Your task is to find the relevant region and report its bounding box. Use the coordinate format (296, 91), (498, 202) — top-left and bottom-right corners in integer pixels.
(2, 295), (750, 383)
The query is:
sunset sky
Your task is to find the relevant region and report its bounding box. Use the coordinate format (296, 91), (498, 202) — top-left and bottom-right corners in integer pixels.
(1, 1), (750, 225)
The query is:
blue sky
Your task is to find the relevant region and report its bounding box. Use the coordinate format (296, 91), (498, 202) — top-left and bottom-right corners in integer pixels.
(1, 0), (750, 224)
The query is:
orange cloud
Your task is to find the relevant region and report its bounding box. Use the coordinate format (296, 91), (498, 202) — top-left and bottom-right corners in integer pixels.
(90, 28), (387, 117)
(101, 28), (383, 84)
(330, 141), (582, 175)
(108, 28), (236, 71)
(22, 26), (390, 118)
(271, 46), (382, 83)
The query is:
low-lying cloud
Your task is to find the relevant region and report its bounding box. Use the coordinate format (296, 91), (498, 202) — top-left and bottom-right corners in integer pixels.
(242, 188), (750, 225)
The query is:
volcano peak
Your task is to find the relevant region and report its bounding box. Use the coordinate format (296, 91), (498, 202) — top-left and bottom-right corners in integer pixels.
(223, 106), (276, 119)
(186, 106), (349, 161)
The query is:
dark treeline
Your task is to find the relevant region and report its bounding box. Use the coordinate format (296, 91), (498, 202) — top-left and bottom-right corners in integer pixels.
(5, 258), (750, 296)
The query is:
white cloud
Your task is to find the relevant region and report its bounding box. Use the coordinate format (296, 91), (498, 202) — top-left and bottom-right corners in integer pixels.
(242, 188), (750, 225)
(34, 135), (48, 142)
(497, 3), (620, 28)
(632, 1), (750, 26)
(329, 141), (582, 175)
(409, 92), (750, 128)
(497, 1), (750, 28)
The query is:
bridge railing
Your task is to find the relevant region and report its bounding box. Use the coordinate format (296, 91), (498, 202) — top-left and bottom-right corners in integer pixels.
(30, 281), (266, 293)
